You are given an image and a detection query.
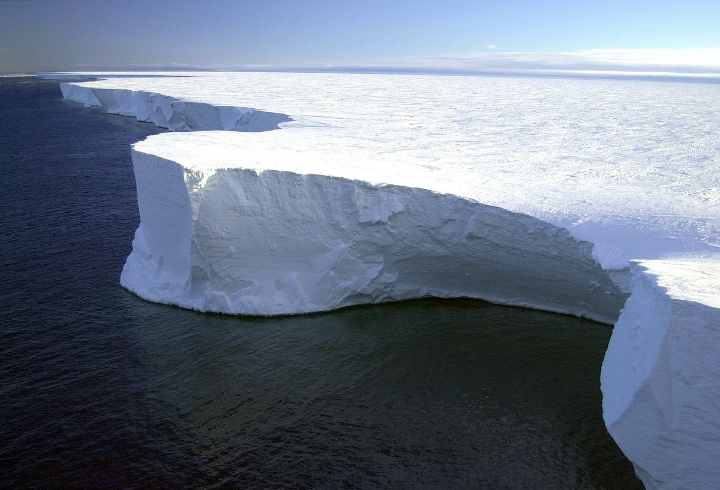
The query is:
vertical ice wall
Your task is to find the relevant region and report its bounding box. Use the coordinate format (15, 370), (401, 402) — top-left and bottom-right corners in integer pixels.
(602, 258), (720, 490)
(121, 139), (626, 321)
(60, 82), (290, 132)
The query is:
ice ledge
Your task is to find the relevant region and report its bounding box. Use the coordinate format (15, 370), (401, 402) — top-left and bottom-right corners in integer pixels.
(60, 82), (291, 132)
(122, 138), (626, 322)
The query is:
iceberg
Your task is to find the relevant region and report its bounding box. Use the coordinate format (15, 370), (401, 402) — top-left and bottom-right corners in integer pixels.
(123, 131), (624, 321)
(54, 72), (719, 489)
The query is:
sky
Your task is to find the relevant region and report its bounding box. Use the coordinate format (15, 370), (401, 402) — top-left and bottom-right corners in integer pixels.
(1, 0), (719, 74)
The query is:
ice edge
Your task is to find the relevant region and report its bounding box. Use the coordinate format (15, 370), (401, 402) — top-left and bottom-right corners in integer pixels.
(60, 81), (291, 132)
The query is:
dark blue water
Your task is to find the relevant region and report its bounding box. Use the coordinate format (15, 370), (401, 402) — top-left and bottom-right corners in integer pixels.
(0, 77), (642, 489)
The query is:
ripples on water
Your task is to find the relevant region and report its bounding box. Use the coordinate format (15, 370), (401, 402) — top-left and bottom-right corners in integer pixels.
(0, 78), (642, 489)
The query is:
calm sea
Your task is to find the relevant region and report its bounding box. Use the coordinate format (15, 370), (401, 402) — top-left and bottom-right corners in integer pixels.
(0, 77), (642, 489)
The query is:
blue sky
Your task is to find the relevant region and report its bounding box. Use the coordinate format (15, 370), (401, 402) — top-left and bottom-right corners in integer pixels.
(1, 0), (719, 73)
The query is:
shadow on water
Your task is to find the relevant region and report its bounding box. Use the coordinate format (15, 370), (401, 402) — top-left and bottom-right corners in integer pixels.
(0, 77), (642, 489)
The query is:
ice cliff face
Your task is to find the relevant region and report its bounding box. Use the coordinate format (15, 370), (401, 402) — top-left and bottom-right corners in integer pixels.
(123, 133), (624, 321)
(55, 73), (720, 490)
(60, 82), (290, 132)
(602, 257), (720, 490)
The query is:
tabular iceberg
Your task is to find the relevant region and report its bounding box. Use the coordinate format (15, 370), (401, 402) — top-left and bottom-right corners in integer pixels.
(124, 131), (624, 321)
(55, 72), (720, 489)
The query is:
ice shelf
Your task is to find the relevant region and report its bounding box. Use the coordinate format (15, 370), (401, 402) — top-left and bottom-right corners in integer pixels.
(54, 72), (720, 489)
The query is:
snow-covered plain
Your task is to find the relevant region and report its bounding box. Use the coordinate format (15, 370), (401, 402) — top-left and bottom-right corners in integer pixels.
(52, 71), (719, 489)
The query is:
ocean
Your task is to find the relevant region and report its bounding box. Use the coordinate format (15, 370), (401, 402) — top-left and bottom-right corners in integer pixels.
(0, 77), (642, 489)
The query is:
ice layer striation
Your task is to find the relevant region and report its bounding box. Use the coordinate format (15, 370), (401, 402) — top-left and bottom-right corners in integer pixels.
(58, 72), (720, 490)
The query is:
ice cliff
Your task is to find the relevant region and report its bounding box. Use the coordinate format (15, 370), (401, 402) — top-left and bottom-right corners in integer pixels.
(124, 132), (623, 321)
(57, 73), (720, 490)
(602, 257), (720, 490)
(60, 82), (290, 132)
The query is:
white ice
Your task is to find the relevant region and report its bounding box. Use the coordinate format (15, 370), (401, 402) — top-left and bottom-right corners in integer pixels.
(53, 71), (720, 489)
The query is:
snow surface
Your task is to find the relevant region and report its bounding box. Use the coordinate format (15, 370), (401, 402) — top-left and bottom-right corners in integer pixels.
(54, 71), (720, 489)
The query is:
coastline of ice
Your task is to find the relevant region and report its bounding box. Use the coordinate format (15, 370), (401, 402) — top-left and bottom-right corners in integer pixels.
(54, 72), (720, 489)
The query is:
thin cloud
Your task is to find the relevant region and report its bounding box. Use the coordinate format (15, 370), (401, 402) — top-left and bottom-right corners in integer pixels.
(375, 49), (720, 76)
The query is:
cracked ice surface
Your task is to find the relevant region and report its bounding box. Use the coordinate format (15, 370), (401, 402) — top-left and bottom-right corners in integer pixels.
(54, 71), (720, 489)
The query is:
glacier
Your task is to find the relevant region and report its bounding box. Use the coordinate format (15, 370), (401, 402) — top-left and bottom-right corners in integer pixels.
(52, 71), (719, 489)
